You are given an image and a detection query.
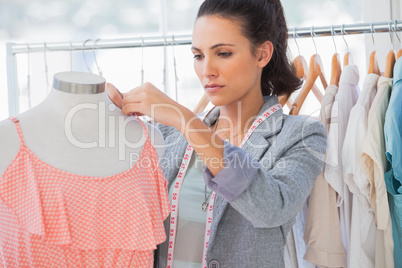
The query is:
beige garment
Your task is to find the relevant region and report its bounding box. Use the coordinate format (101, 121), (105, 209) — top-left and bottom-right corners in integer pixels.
(304, 85), (346, 268)
(361, 77), (394, 268)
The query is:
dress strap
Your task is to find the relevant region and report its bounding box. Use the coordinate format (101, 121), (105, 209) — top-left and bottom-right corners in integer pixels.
(133, 114), (150, 143)
(8, 116), (25, 148)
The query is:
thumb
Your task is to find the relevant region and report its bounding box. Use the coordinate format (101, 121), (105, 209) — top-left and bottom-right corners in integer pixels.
(106, 83), (123, 109)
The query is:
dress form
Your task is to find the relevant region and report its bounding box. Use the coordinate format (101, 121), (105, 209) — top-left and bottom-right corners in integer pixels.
(0, 71), (164, 177)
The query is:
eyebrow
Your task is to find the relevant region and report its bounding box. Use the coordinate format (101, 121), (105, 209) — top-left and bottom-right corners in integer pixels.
(191, 43), (235, 52)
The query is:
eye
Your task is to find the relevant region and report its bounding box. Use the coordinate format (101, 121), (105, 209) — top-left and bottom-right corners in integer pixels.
(218, 52), (232, 57)
(193, 54), (203, 60)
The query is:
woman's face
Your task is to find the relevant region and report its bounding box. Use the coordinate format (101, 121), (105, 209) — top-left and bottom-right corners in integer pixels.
(192, 15), (265, 107)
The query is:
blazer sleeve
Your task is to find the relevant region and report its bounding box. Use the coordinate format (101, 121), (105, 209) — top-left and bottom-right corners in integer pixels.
(155, 122), (176, 139)
(203, 118), (327, 228)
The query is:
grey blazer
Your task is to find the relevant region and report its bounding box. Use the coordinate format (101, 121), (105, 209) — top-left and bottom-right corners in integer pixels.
(155, 95), (327, 268)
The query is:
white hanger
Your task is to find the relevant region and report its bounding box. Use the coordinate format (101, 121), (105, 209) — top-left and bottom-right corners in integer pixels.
(293, 27), (324, 100)
(290, 26), (327, 115)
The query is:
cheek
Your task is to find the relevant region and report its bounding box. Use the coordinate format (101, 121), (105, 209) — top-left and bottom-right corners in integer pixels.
(236, 58), (258, 77)
(226, 61), (250, 79)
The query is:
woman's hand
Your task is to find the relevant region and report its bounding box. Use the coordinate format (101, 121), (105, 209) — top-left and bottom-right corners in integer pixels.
(107, 82), (226, 177)
(106, 83), (124, 110)
(107, 82), (193, 129)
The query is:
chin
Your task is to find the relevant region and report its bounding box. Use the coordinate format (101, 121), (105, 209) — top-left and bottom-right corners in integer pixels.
(207, 95), (230, 107)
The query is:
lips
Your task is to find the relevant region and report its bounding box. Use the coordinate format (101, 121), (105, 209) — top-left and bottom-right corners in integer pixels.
(205, 83), (224, 93)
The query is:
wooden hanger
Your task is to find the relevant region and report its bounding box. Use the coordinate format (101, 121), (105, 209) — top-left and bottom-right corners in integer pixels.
(279, 55), (306, 109)
(343, 51), (355, 67)
(368, 51), (381, 75)
(278, 95), (292, 108)
(293, 55), (307, 78)
(368, 24), (381, 75)
(397, 49), (402, 60)
(328, 26), (341, 86)
(341, 24), (349, 67)
(384, 50), (396, 78)
(330, 53), (342, 86)
(279, 57), (303, 109)
(281, 55), (323, 110)
(340, 25), (354, 67)
(295, 55), (323, 102)
(383, 23), (397, 78)
(344, 52), (350, 66)
(393, 21), (402, 60)
(279, 56), (301, 108)
(289, 54), (327, 115)
(282, 29), (322, 110)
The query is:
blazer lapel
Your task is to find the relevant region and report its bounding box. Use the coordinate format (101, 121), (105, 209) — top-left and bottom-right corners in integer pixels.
(242, 105), (284, 160)
(206, 95), (284, 248)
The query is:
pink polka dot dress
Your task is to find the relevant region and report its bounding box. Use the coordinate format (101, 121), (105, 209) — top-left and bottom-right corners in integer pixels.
(0, 116), (170, 267)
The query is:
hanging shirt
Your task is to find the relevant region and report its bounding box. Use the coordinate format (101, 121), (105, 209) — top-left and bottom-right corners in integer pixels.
(304, 84), (347, 268)
(324, 65), (360, 261)
(361, 76), (394, 268)
(0, 116), (170, 268)
(384, 57), (402, 267)
(342, 73), (378, 268)
(158, 152), (207, 268)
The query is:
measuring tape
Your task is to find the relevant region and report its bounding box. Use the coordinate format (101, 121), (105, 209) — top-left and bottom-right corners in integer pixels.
(166, 103), (282, 268)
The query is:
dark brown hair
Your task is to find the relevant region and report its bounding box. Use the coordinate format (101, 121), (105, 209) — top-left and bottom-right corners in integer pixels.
(197, 0), (302, 96)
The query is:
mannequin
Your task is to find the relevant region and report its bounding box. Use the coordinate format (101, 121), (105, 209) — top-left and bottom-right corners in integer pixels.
(0, 71), (164, 177)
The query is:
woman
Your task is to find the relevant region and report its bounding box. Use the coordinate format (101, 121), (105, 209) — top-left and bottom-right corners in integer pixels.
(108, 0), (327, 267)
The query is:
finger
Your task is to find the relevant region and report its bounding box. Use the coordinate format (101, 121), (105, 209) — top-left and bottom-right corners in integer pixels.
(122, 94), (142, 107)
(122, 103), (143, 116)
(106, 83), (123, 97)
(106, 83), (123, 108)
(145, 82), (164, 92)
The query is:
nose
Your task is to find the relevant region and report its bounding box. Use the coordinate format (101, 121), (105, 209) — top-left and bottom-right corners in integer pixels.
(202, 57), (218, 78)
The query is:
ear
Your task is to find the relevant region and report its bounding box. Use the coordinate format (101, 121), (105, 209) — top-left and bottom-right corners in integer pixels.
(257, 41), (274, 68)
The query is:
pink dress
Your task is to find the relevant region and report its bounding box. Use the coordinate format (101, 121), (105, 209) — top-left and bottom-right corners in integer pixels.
(0, 116), (170, 267)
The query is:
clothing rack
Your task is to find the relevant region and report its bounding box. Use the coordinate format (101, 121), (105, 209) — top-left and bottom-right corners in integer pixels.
(7, 20), (402, 54)
(6, 20), (402, 116)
